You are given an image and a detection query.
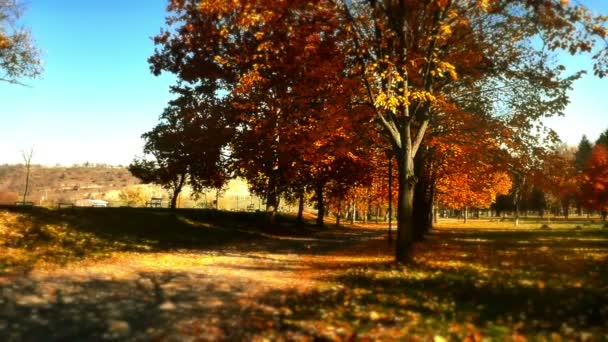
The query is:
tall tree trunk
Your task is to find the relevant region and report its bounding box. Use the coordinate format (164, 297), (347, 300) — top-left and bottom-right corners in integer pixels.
(388, 155), (393, 242)
(413, 149), (434, 241)
(21, 149), (33, 204)
(170, 173), (186, 210)
(464, 206), (468, 224)
(316, 182), (325, 227)
(350, 199), (356, 224)
(336, 198), (342, 227)
(215, 189), (220, 209)
(296, 191), (305, 224)
(413, 176), (434, 240)
(375, 205), (380, 224)
(395, 152), (415, 263)
(266, 177), (278, 225)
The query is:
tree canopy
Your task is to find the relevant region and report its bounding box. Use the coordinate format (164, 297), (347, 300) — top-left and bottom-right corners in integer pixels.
(149, 0), (608, 261)
(0, 0), (41, 84)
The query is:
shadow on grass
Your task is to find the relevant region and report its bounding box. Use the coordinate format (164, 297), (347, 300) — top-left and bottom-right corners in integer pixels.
(0, 206), (382, 273)
(0, 269), (309, 341)
(269, 229), (608, 340)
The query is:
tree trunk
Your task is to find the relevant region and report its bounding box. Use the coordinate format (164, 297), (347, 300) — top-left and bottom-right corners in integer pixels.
(413, 175), (434, 241)
(350, 199), (356, 224)
(375, 205), (380, 224)
(395, 152), (415, 263)
(336, 198), (342, 227)
(170, 174), (186, 210)
(22, 150), (33, 204)
(316, 182), (325, 227)
(265, 179), (278, 225)
(388, 155), (393, 242)
(296, 191), (305, 224)
(464, 207), (468, 224)
(215, 189), (220, 209)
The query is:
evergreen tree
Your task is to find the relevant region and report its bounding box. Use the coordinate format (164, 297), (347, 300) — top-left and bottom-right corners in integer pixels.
(575, 135), (593, 171)
(596, 128), (608, 148)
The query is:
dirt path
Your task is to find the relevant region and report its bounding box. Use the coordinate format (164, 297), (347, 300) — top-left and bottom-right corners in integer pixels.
(0, 225), (390, 341)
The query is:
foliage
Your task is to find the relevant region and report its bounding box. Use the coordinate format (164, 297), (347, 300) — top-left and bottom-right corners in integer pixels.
(575, 135), (594, 171)
(596, 128), (608, 147)
(579, 144), (608, 218)
(118, 185), (154, 207)
(130, 93), (232, 208)
(0, 0), (42, 84)
(149, 0), (608, 260)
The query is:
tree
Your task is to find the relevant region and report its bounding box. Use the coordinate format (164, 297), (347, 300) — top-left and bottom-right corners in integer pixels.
(596, 128), (608, 147)
(575, 135), (593, 171)
(574, 135), (594, 215)
(537, 145), (577, 219)
(579, 144), (608, 221)
(21, 148), (33, 204)
(151, 0), (608, 262)
(129, 93), (231, 209)
(0, 0), (42, 84)
(338, 0), (608, 261)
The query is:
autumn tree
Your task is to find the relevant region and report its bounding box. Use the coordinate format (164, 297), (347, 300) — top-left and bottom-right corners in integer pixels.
(537, 145), (578, 218)
(130, 92), (231, 209)
(151, 0), (608, 261)
(337, 0), (608, 260)
(0, 0), (41, 84)
(579, 144), (608, 221)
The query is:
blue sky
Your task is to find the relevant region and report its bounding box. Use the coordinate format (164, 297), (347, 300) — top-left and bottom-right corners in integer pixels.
(0, 0), (175, 165)
(0, 0), (607, 166)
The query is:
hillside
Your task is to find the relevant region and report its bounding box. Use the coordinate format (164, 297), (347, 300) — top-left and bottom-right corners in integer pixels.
(0, 164), (140, 205)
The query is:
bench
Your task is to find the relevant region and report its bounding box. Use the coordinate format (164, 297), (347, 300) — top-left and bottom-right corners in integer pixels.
(146, 197), (163, 208)
(246, 204), (255, 211)
(57, 202), (75, 209)
(15, 201), (34, 207)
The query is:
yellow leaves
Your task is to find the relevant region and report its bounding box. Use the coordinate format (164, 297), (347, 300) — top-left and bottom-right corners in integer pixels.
(219, 25), (229, 39)
(214, 55), (228, 65)
(432, 61), (458, 81)
(440, 24), (452, 37)
(374, 92), (407, 113)
(0, 34), (12, 49)
(477, 0), (490, 12)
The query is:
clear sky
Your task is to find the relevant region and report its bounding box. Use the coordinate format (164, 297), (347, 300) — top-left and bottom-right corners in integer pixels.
(0, 0), (607, 166)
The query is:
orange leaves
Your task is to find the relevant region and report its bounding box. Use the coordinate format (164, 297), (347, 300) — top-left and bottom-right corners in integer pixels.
(579, 144), (608, 211)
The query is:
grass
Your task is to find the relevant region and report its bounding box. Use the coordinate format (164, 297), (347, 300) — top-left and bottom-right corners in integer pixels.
(0, 206), (320, 273)
(1, 207), (607, 340)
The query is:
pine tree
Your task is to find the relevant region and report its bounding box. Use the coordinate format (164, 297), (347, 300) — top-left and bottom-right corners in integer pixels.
(575, 135), (594, 171)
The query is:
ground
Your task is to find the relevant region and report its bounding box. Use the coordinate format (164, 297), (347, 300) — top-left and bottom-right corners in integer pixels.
(1, 207), (607, 341)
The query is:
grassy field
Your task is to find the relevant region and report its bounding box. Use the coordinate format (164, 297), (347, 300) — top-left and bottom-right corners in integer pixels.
(1, 207), (607, 340)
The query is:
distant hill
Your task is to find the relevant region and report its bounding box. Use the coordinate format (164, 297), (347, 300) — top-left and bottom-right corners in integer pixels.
(0, 164), (140, 205)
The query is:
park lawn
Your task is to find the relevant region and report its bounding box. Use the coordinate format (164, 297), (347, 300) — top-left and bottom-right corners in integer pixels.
(281, 221), (608, 341)
(1, 208), (607, 340)
(0, 206), (320, 273)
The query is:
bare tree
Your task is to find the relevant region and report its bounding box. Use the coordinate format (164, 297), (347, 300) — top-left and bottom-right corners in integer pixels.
(21, 148), (33, 203)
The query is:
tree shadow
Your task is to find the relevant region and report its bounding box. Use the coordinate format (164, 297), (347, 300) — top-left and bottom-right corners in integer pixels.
(0, 206), (384, 273)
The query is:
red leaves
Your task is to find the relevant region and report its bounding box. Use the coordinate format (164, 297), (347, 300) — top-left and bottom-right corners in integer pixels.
(579, 145), (608, 212)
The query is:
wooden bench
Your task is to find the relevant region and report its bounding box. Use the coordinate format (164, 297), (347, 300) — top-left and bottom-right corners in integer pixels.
(146, 197), (163, 208)
(57, 202), (75, 209)
(14, 201), (34, 207)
